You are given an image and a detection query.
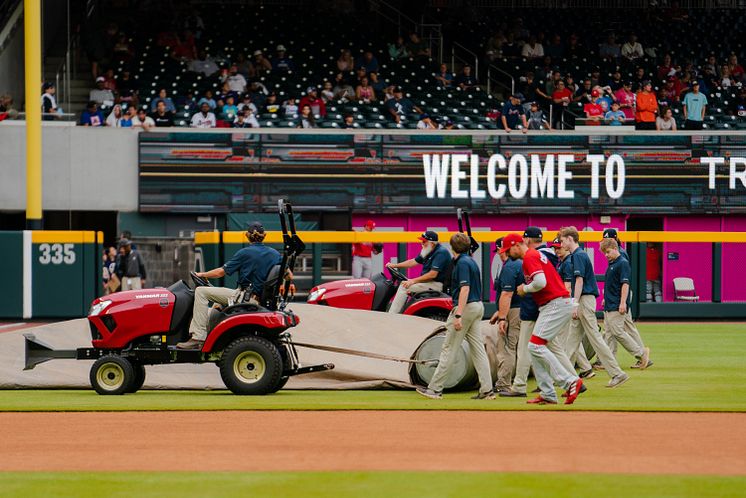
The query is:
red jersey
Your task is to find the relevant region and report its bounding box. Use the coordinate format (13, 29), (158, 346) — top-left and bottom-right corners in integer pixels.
(352, 242), (373, 258)
(522, 247), (570, 306)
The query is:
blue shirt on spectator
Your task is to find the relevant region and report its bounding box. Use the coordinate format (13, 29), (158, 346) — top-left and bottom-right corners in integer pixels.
(223, 243), (281, 295)
(605, 110), (626, 125)
(385, 97), (415, 119)
(150, 97), (176, 113)
(683, 91), (708, 121)
(197, 97), (217, 110)
(603, 254), (632, 311)
(501, 101), (525, 129)
(570, 247), (600, 297)
(80, 109), (104, 126)
(415, 244), (452, 283)
(496, 258), (524, 309)
(272, 57), (295, 72)
(451, 254), (482, 305)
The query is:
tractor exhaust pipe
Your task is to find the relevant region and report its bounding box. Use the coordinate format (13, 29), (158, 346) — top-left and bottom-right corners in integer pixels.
(24, 333), (77, 370)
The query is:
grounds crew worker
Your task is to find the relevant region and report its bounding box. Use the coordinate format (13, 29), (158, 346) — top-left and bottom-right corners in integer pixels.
(116, 239), (146, 290)
(386, 230), (450, 314)
(351, 220), (380, 279)
(417, 232), (494, 400)
(176, 222), (280, 350)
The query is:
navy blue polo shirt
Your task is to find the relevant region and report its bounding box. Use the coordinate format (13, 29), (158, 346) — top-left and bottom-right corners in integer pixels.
(223, 243), (281, 295)
(451, 254), (482, 305)
(570, 247), (600, 297)
(496, 258), (523, 309)
(415, 243), (452, 283)
(619, 246), (629, 262)
(604, 254), (632, 311)
(558, 256), (574, 284)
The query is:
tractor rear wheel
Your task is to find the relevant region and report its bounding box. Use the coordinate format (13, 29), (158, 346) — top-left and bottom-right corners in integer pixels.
(219, 335), (283, 395)
(90, 355), (135, 395)
(127, 363), (146, 393)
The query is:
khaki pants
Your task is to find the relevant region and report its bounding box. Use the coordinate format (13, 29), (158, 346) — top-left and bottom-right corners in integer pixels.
(605, 311), (645, 355)
(511, 319), (534, 394)
(566, 295), (623, 378)
(604, 311), (645, 358)
(428, 302), (492, 394)
(388, 281), (443, 314)
(352, 256), (372, 279)
(188, 286), (236, 341)
(120, 277), (142, 291)
(495, 308), (521, 391)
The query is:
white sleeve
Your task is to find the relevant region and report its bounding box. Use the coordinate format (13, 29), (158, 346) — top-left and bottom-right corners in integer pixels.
(523, 272), (547, 293)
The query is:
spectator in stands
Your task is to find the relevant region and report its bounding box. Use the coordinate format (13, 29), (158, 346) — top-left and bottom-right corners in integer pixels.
(333, 73), (355, 102)
(357, 51), (380, 74)
(518, 72), (547, 111)
(434, 63), (454, 88)
(369, 72), (388, 93)
(151, 100), (175, 127)
(521, 35), (544, 60)
(79, 101), (105, 127)
(545, 71), (562, 97)
(727, 54), (744, 81)
(621, 33), (644, 64)
(342, 114), (357, 129)
(132, 108), (155, 130)
(262, 92), (281, 114)
(605, 101), (626, 126)
(544, 34), (564, 59)
(248, 81), (269, 106)
(120, 106), (135, 127)
(356, 77), (376, 103)
(657, 54), (675, 81)
(656, 107), (677, 130)
(583, 97), (604, 125)
(599, 33), (621, 62)
(337, 49), (354, 72)
(406, 33), (430, 59)
(439, 118), (455, 130)
(385, 87), (421, 124)
(171, 29), (197, 61)
(191, 102), (216, 128)
(188, 50), (219, 76)
(417, 113), (437, 129)
(551, 80), (573, 129)
(732, 87), (746, 118)
(682, 81), (707, 130)
(319, 81), (334, 103)
(117, 70), (139, 108)
(235, 53), (254, 79)
(299, 87), (327, 117)
(272, 45), (295, 72)
(224, 65), (247, 93)
(388, 37), (410, 61)
(455, 65), (479, 91)
(527, 101), (550, 130)
(635, 80), (658, 130)
(660, 78), (679, 104)
(486, 30), (506, 56)
(221, 95), (239, 121)
(197, 90), (217, 110)
(297, 104), (317, 128)
(614, 81), (636, 121)
(589, 67), (602, 88)
(234, 108), (260, 128)
(678, 72), (695, 97)
(253, 50), (272, 75)
(282, 97), (298, 117)
(608, 70), (624, 92)
(175, 90), (198, 115)
(720, 66), (735, 88)
(89, 77), (115, 108)
(574, 78), (594, 103)
(106, 104), (124, 127)
(501, 32), (521, 59)
(594, 86), (614, 114)
(565, 33), (584, 59)
(41, 82), (58, 120)
(354, 66), (368, 86)
(501, 94), (528, 132)
(631, 66), (647, 91)
(238, 94), (257, 115)
(150, 89), (176, 113)
(101, 68), (117, 93)
(702, 54), (720, 81)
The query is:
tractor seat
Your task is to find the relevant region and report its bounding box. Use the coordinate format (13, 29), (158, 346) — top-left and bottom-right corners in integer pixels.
(410, 290), (451, 301)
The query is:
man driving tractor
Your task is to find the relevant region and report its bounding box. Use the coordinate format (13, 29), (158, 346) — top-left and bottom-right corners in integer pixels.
(176, 222), (281, 350)
(385, 230), (451, 314)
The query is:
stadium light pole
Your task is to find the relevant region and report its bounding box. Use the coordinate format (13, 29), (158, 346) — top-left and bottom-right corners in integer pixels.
(24, 0), (43, 229)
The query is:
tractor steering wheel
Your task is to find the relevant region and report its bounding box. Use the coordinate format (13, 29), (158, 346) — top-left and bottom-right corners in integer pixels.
(386, 266), (408, 282)
(190, 271), (212, 288)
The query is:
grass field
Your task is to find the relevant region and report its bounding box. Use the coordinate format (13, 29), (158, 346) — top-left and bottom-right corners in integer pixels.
(1, 472), (745, 498)
(2, 323), (745, 412)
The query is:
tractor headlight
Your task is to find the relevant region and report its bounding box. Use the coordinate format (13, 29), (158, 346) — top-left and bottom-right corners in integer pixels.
(89, 300), (112, 316)
(307, 287), (326, 303)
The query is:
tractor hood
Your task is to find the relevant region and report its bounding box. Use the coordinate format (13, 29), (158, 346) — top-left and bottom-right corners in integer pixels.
(307, 278), (375, 310)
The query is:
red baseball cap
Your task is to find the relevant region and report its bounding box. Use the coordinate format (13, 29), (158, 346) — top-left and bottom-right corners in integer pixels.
(364, 220), (376, 229)
(549, 236), (562, 248)
(499, 233), (523, 253)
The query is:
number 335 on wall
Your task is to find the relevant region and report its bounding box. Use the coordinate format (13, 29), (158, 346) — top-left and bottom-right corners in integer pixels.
(38, 243), (77, 265)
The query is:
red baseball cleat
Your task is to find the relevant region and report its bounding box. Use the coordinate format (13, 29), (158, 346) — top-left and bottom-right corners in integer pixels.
(527, 396), (557, 405)
(564, 378), (584, 405)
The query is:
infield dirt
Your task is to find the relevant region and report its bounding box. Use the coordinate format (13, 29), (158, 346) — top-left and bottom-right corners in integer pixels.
(2, 411), (744, 475)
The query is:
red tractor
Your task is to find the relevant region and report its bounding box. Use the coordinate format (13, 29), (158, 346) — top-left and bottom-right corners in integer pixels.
(306, 209), (479, 321)
(24, 200), (333, 395)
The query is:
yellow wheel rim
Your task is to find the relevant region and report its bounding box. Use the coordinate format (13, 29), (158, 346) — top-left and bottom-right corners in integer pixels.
(233, 351), (266, 384)
(96, 362), (125, 391)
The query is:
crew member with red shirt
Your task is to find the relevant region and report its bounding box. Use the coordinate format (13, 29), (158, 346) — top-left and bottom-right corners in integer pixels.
(501, 233), (584, 405)
(352, 220), (379, 279)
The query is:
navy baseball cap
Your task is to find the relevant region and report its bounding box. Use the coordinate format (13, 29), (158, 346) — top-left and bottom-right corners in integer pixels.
(603, 228), (618, 239)
(494, 236), (504, 253)
(523, 226), (543, 240)
(246, 221), (265, 233)
(418, 230), (438, 242)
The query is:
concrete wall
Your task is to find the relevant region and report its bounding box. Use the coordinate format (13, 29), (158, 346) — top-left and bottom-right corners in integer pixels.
(127, 238), (196, 289)
(0, 3), (24, 111)
(0, 122), (138, 212)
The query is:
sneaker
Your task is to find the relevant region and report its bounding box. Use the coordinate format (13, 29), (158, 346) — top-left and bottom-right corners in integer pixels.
(499, 389), (527, 398)
(527, 396), (557, 405)
(630, 360), (642, 369)
(579, 369), (596, 379)
(416, 387), (443, 399)
(639, 347), (651, 370)
(607, 373), (630, 388)
(592, 361), (605, 371)
(531, 387), (541, 393)
(175, 337), (205, 350)
(561, 383), (587, 398)
(565, 378), (584, 405)
(471, 390), (496, 400)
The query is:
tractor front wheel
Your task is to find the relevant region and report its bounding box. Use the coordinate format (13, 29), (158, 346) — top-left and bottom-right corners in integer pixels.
(219, 336), (283, 395)
(90, 355), (135, 395)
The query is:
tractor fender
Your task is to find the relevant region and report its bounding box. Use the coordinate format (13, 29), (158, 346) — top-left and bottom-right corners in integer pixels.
(202, 311), (291, 353)
(402, 297), (453, 317)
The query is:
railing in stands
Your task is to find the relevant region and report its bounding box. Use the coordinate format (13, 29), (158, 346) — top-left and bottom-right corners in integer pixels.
(486, 63), (514, 97)
(372, 0), (443, 62)
(426, 0), (745, 8)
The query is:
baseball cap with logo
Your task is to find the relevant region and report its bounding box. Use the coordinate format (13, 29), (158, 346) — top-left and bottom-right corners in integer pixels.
(499, 233), (523, 254)
(603, 228), (618, 239)
(364, 220), (376, 229)
(523, 226), (543, 240)
(493, 236), (504, 253)
(418, 230), (438, 242)
(246, 221), (265, 234)
(549, 236), (562, 248)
